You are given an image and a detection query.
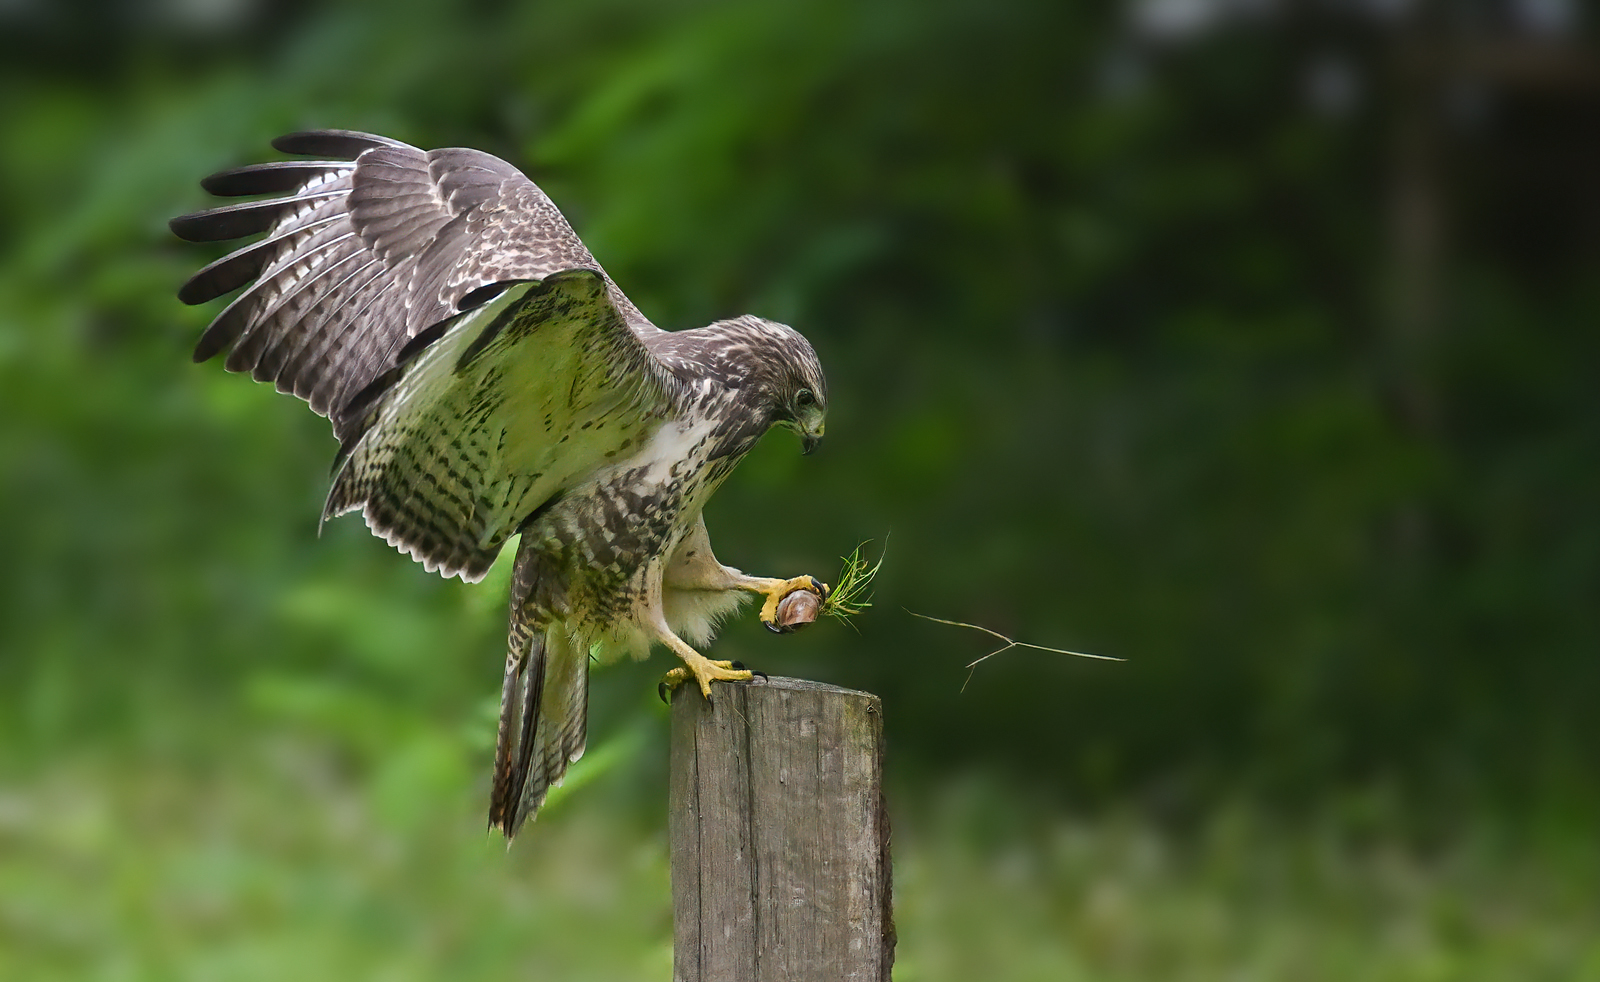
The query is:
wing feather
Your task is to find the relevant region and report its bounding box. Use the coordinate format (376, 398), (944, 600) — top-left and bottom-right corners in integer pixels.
(200, 160), (352, 197)
(189, 202), (358, 361)
(169, 188), (348, 241)
(228, 240), (368, 376)
(172, 129), (664, 431)
(178, 215), (343, 305)
(322, 270), (677, 581)
(271, 129), (408, 157)
(257, 257), (387, 386)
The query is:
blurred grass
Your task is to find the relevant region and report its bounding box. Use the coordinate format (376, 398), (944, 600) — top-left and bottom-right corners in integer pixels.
(0, 743), (676, 981)
(4, 736), (1597, 981)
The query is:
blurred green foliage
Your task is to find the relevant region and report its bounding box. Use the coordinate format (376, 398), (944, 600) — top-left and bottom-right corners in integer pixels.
(3, 0), (1598, 976)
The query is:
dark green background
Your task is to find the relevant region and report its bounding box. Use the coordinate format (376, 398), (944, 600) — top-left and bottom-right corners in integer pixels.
(3, 0), (1597, 977)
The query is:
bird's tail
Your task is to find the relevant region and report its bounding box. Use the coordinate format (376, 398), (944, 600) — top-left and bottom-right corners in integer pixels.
(489, 619), (590, 839)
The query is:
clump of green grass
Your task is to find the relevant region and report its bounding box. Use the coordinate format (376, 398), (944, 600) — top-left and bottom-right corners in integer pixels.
(820, 539), (886, 626)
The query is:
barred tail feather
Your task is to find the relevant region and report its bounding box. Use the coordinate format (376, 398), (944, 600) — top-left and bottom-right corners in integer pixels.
(490, 623), (590, 840)
(490, 624), (543, 835)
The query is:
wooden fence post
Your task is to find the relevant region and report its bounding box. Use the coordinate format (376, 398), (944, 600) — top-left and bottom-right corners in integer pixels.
(669, 676), (894, 982)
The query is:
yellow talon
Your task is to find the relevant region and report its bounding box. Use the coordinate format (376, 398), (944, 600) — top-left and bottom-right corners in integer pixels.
(660, 653), (753, 702)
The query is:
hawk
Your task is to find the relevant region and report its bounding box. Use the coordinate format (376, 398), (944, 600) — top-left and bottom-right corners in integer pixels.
(171, 130), (830, 838)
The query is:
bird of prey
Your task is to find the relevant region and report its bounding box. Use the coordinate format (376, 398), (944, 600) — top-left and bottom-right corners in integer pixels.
(171, 130), (830, 838)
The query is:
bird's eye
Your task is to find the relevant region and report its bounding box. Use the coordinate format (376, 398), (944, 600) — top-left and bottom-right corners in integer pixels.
(796, 388), (814, 407)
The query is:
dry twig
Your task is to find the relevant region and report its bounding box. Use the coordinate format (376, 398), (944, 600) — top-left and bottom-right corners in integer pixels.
(905, 610), (1122, 692)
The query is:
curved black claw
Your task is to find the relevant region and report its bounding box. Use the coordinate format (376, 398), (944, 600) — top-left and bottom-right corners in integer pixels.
(729, 661), (768, 681)
(658, 667), (692, 704)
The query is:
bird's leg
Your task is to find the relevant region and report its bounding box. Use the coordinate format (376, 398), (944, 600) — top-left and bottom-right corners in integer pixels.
(645, 563), (753, 700)
(673, 568), (830, 633)
(662, 515), (829, 634)
(655, 631), (752, 701)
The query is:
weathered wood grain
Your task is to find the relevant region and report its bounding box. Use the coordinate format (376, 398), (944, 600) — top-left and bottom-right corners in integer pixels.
(669, 676), (894, 982)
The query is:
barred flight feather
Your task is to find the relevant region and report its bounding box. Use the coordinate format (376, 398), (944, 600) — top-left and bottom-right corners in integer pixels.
(200, 160), (353, 197)
(169, 131), (655, 426)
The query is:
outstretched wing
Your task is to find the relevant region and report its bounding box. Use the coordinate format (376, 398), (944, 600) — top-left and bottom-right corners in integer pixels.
(323, 269), (679, 581)
(173, 132), (683, 580)
(171, 129), (660, 428)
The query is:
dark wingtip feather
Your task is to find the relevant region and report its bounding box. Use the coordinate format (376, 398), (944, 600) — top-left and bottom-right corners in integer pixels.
(169, 207), (267, 242)
(272, 130), (409, 159)
(170, 187), (345, 242)
(192, 289), (256, 361)
(178, 239), (267, 305)
(178, 270), (227, 306)
(170, 198), (292, 242)
(169, 213), (204, 241)
(201, 160), (350, 197)
(192, 323), (233, 363)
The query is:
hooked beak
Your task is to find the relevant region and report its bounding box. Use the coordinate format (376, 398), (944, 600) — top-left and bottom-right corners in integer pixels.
(801, 427), (823, 456)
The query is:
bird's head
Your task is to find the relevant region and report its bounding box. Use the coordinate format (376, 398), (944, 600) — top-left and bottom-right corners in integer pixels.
(695, 316), (828, 455)
(694, 318), (832, 457)
(790, 381), (827, 455)
(762, 321), (828, 455)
